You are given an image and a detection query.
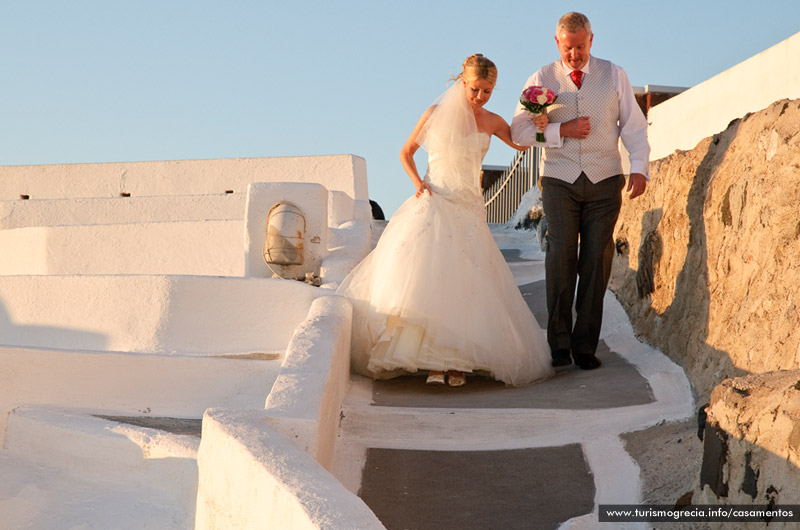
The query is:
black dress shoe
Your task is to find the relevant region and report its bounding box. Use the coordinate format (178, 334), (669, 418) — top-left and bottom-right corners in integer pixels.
(551, 349), (572, 367)
(574, 354), (602, 370)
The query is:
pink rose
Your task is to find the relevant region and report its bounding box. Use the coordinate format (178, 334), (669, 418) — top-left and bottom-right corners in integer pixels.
(523, 86), (544, 102)
(522, 87), (532, 101)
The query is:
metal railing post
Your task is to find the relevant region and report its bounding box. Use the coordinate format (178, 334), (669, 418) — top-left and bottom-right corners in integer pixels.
(483, 147), (540, 224)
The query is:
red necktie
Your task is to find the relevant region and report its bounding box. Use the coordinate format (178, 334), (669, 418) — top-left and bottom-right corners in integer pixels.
(570, 70), (583, 89)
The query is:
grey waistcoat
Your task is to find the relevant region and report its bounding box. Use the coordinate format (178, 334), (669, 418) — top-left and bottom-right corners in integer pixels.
(539, 57), (623, 183)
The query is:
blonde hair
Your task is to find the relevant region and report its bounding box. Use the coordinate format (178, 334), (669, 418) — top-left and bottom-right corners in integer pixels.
(556, 12), (592, 35)
(457, 53), (497, 84)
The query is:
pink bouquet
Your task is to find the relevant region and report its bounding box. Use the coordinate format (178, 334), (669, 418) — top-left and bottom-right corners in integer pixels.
(520, 86), (557, 142)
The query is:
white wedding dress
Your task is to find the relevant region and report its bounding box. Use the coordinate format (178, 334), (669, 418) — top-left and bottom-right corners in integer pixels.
(337, 82), (554, 386)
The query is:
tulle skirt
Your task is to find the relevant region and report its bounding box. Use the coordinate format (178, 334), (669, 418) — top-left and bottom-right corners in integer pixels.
(336, 186), (554, 386)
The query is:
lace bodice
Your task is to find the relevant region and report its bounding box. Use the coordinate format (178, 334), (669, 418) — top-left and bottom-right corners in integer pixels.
(426, 132), (491, 199)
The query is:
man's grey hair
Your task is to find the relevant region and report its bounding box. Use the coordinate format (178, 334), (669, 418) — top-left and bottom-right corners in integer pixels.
(556, 12), (592, 35)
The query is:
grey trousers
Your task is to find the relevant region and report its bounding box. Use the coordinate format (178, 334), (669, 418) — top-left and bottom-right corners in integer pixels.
(541, 173), (625, 357)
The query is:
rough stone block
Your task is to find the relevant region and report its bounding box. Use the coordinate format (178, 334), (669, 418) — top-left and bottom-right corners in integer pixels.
(701, 371), (800, 507)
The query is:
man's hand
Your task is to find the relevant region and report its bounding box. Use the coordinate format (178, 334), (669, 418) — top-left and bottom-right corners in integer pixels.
(560, 117), (591, 139)
(627, 173), (647, 199)
(533, 113), (549, 131)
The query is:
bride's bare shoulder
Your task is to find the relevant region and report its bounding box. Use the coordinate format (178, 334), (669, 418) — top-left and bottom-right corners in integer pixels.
(481, 110), (509, 132)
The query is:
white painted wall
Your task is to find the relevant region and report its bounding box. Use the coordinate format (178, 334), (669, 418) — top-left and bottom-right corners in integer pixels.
(264, 295), (353, 470)
(0, 153), (377, 529)
(195, 409), (384, 530)
(0, 155), (368, 202)
(648, 31), (800, 161)
(327, 190), (354, 227)
(0, 158), (374, 280)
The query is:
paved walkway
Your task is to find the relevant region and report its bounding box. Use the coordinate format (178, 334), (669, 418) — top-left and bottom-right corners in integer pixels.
(333, 248), (695, 530)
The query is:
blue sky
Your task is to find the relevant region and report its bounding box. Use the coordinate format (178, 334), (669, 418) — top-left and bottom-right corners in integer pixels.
(2, 1), (799, 217)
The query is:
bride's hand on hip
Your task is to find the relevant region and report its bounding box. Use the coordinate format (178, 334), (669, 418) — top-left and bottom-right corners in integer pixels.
(415, 181), (432, 198)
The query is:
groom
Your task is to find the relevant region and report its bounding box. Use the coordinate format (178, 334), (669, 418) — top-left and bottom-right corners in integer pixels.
(511, 11), (650, 370)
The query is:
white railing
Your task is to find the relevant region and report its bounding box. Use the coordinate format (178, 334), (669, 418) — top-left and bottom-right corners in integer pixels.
(483, 148), (540, 223)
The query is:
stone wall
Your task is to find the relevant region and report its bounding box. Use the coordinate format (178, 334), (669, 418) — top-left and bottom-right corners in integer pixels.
(610, 98), (800, 402)
(610, 98), (800, 515)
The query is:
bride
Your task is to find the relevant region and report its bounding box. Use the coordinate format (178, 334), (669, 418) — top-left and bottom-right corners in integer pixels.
(337, 54), (554, 387)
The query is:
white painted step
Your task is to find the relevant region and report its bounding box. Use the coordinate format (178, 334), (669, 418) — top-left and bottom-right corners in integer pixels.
(0, 346), (282, 443)
(5, 406), (199, 521)
(0, 274), (321, 354)
(0, 449), (191, 530)
(0, 193), (245, 230)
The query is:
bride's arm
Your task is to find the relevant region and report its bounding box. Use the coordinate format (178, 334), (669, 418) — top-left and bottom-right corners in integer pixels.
(400, 106), (435, 198)
(490, 112), (546, 152)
